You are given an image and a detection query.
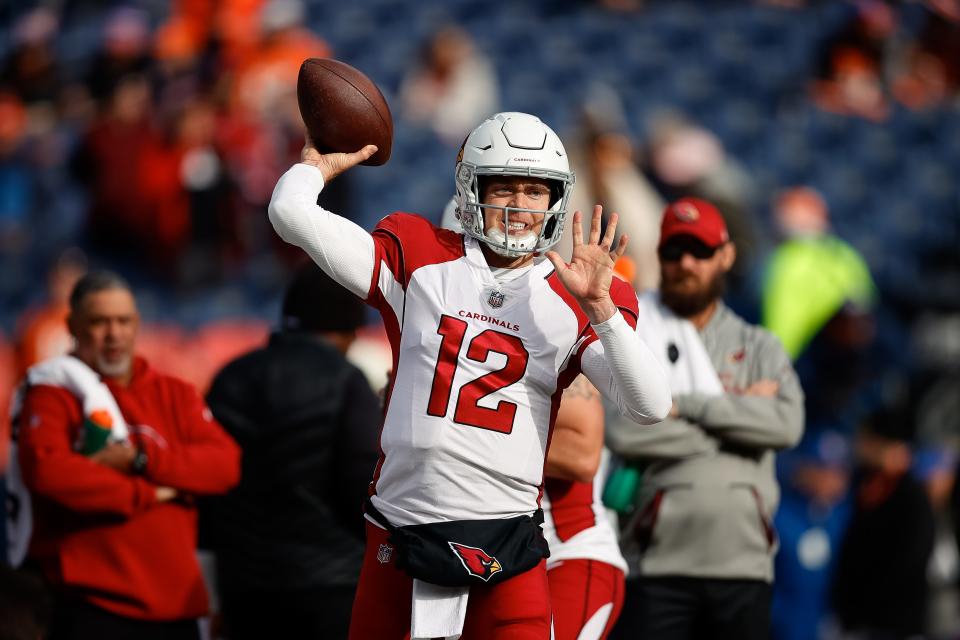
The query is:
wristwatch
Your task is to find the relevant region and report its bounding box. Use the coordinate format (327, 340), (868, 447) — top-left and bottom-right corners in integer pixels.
(131, 447), (149, 475)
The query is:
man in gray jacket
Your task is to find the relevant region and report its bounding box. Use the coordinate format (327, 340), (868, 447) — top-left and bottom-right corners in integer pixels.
(607, 197), (804, 640)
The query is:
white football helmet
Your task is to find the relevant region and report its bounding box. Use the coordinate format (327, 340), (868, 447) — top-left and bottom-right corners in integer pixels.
(454, 112), (575, 258)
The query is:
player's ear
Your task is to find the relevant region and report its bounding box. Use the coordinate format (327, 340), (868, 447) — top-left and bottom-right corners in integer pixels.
(719, 242), (737, 272)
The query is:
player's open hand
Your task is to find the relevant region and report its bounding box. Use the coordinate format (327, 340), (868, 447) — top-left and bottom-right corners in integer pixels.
(545, 205), (628, 324)
(301, 132), (377, 183)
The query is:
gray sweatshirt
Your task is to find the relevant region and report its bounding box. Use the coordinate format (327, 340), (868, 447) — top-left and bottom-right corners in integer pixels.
(607, 301), (804, 582)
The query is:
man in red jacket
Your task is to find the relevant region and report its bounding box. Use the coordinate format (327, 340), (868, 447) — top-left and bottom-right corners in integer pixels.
(16, 271), (241, 640)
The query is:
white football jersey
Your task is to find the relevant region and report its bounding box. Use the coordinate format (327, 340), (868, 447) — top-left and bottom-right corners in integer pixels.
(542, 448), (627, 572)
(365, 213), (639, 527)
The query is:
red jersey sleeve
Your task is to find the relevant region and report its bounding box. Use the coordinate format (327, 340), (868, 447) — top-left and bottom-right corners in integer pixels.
(17, 385), (157, 517)
(610, 277), (640, 330)
(546, 270), (640, 377)
(365, 212), (465, 304)
(137, 380), (241, 495)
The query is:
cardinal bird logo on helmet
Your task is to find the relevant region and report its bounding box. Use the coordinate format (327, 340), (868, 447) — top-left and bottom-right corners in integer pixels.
(448, 542), (503, 581)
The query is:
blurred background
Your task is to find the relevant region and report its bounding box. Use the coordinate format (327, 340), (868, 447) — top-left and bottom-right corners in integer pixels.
(1, 0), (959, 637)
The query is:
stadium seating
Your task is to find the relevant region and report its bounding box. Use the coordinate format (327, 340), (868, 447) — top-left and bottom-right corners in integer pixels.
(1, 0), (957, 331)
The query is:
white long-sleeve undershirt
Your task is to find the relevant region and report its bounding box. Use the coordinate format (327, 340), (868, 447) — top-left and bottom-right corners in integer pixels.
(268, 163), (375, 298)
(268, 163), (671, 425)
(581, 314), (671, 424)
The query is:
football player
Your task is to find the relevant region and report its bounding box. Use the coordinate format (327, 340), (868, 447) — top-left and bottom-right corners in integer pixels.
(441, 205), (629, 639)
(268, 112), (671, 639)
(543, 374), (627, 640)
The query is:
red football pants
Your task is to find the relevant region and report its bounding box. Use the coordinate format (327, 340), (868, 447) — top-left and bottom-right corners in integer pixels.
(349, 521), (552, 639)
(547, 559), (625, 640)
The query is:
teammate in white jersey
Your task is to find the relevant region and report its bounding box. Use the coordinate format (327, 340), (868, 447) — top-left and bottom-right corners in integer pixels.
(544, 375), (628, 640)
(268, 112), (670, 639)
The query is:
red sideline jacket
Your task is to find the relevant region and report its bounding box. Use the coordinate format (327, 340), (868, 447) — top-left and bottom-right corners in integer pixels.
(17, 356), (241, 621)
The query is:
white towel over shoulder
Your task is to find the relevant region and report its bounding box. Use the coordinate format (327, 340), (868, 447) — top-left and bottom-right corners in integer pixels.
(6, 355), (128, 566)
(635, 291), (723, 396)
(25, 355), (129, 440)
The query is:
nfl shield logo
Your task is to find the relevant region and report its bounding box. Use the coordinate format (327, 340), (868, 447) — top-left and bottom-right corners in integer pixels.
(488, 290), (505, 308)
(377, 543), (393, 564)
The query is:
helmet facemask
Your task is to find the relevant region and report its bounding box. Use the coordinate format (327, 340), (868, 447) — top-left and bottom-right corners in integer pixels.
(456, 165), (572, 258)
(454, 112), (575, 259)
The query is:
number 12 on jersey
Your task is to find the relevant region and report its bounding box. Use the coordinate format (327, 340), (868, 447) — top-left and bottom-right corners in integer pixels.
(426, 315), (529, 434)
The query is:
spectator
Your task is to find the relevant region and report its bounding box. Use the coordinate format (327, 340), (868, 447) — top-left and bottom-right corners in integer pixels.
(14, 248), (87, 378)
(200, 261), (381, 639)
(809, 0), (897, 122)
(891, 45), (951, 113)
(814, 0), (897, 83)
(607, 197), (804, 640)
(644, 112), (762, 314)
(398, 25), (500, 146)
(73, 75), (238, 283)
(0, 7), (61, 106)
(221, 0), (343, 270)
(832, 402), (936, 639)
(761, 187), (876, 362)
(917, 443), (960, 637)
(560, 84), (665, 292)
(0, 91), (32, 258)
(812, 44), (891, 121)
(71, 74), (181, 271)
(143, 96), (238, 287)
(232, 0), (331, 118)
(84, 7), (153, 103)
(153, 0), (268, 77)
(771, 428), (854, 640)
(913, 371), (960, 637)
(892, 2), (960, 109)
(19, 98), (92, 265)
(14, 271), (241, 639)
(762, 187), (878, 434)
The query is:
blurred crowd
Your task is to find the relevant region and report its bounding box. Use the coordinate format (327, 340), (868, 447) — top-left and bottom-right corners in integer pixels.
(2, 0), (960, 639)
(0, 0), (361, 450)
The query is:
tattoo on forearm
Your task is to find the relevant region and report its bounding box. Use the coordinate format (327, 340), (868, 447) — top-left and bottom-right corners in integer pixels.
(563, 376), (600, 401)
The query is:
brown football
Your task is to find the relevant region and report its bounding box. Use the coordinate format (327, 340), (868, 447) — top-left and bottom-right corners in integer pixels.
(296, 58), (393, 166)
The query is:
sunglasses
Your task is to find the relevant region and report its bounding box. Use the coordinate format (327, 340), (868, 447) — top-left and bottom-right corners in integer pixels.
(658, 241), (720, 262)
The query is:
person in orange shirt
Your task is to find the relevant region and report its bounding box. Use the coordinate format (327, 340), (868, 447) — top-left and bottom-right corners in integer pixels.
(14, 248), (87, 378)
(231, 0), (331, 118)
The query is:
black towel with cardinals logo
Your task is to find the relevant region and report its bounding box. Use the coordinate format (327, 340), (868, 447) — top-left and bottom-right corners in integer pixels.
(364, 498), (549, 587)
(448, 542), (503, 581)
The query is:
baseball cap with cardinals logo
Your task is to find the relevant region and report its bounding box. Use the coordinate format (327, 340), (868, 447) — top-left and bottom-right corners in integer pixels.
(658, 197), (730, 250)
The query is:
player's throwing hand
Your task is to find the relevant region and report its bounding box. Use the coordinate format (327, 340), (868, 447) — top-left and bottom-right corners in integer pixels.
(545, 205), (628, 324)
(301, 133), (378, 183)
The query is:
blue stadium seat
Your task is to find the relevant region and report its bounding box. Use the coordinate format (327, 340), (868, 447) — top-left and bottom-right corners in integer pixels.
(937, 108), (960, 169)
(851, 126), (900, 182)
(813, 164), (869, 222)
(51, 11), (107, 77)
(647, 2), (706, 52)
(710, 99), (768, 157)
